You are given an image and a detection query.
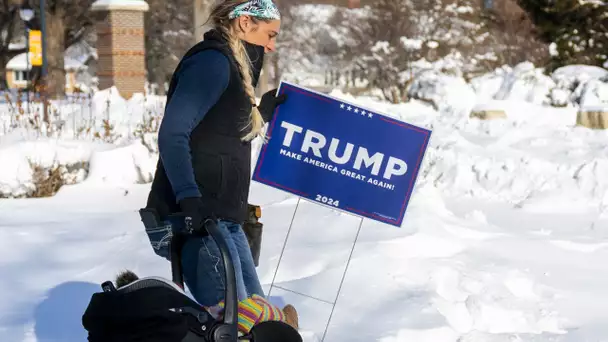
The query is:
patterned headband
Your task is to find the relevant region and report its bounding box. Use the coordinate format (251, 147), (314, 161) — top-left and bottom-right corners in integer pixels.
(228, 0), (281, 20)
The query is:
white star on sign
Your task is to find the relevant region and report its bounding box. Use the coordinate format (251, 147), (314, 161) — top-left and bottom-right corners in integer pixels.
(347, 106), (352, 111)
(368, 113), (374, 118)
(361, 110), (366, 115)
(340, 103), (345, 109)
(354, 108), (359, 113)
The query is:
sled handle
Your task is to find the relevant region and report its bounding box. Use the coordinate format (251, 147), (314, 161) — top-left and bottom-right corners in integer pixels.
(201, 219), (238, 334)
(170, 216), (238, 341)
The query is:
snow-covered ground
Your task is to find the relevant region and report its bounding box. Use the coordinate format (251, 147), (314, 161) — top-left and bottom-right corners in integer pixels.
(1, 63), (607, 342)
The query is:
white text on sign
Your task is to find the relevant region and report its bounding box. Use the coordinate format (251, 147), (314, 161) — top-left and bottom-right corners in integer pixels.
(280, 121), (408, 181)
(279, 148), (396, 191)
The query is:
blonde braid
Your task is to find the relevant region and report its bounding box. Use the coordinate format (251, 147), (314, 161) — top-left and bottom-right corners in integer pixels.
(220, 26), (266, 142)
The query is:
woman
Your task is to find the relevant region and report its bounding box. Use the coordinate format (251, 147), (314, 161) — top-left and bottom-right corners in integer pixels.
(144, 0), (287, 307)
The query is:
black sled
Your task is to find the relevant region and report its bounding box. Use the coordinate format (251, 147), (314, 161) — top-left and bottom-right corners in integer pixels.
(81, 209), (301, 342)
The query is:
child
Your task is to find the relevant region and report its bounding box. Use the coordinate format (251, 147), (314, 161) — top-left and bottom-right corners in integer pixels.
(116, 270), (299, 335)
(209, 294), (299, 334)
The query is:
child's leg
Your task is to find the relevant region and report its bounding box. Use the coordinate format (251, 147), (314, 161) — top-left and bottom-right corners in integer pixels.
(226, 221), (265, 298)
(180, 220), (248, 306)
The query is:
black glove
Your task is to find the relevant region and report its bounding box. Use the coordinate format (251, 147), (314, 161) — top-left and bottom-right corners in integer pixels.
(257, 88), (287, 123)
(178, 197), (206, 233)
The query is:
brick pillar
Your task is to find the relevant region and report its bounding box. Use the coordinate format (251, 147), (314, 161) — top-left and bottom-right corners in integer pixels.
(347, 0), (361, 8)
(91, 0), (149, 99)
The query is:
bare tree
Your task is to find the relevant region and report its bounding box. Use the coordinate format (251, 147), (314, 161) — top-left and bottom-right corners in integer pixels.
(0, 0), (26, 90)
(483, 0), (549, 69)
(144, 0), (193, 95)
(1, 0), (97, 97)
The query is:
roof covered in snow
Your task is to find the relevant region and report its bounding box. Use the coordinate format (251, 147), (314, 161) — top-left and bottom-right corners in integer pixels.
(6, 39), (96, 71)
(6, 53), (88, 71)
(8, 42), (26, 51)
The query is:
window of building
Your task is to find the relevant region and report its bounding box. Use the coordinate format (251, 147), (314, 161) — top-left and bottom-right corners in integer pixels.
(14, 70), (29, 82)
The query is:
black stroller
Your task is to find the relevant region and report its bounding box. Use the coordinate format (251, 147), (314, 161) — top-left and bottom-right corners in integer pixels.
(81, 212), (302, 342)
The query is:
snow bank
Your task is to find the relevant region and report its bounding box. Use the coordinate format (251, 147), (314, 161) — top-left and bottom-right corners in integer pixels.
(323, 80), (607, 209)
(470, 63), (555, 106)
(470, 67), (509, 102)
(420, 143), (608, 206)
(552, 65), (608, 108)
(468, 63), (608, 109)
(0, 140), (108, 197)
(493, 62), (555, 105)
(85, 141), (157, 186)
(322, 94), (602, 209)
(0, 86), (165, 197)
(0, 139), (158, 197)
(407, 69), (477, 114)
(575, 79), (608, 108)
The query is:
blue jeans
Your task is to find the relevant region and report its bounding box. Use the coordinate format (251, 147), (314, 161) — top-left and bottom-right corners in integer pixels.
(144, 217), (265, 307)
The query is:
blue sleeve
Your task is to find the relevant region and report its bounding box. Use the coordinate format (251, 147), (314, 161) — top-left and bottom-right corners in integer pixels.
(157, 49), (230, 202)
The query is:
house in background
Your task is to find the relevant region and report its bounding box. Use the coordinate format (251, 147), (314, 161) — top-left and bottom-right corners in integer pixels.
(4, 40), (97, 93)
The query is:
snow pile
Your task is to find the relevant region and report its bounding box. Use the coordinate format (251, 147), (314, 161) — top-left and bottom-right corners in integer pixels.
(0, 86), (163, 197)
(0, 140), (102, 197)
(491, 62), (555, 105)
(84, 141), (157, 186)
(338, 86), (606, 209)
(452, 62), (608, 110)
(0, 139), (158, 198)
(551, 65), (608, 109)
(574, 79), (608, 110)
(409, 51), (473, 79)
(427, 104), (605, 206)
(469, 67), (510, 102)
(469, 62), (555, 106)
(407, 69), (477, 114)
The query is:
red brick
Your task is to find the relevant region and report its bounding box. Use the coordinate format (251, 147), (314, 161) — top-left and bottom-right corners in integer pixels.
(93, 9), (147, 98)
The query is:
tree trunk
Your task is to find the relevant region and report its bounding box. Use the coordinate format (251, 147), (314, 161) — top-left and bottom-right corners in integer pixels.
(45, 8), (66, 98)
(0, 54), (11, 90)
(0, 5), (18, 90)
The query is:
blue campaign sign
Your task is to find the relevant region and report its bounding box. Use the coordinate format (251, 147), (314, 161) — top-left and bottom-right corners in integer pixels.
(252, 81), (432, 227)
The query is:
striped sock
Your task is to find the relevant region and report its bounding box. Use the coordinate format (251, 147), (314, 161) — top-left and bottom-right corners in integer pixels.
(216, 295), (288, 333)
